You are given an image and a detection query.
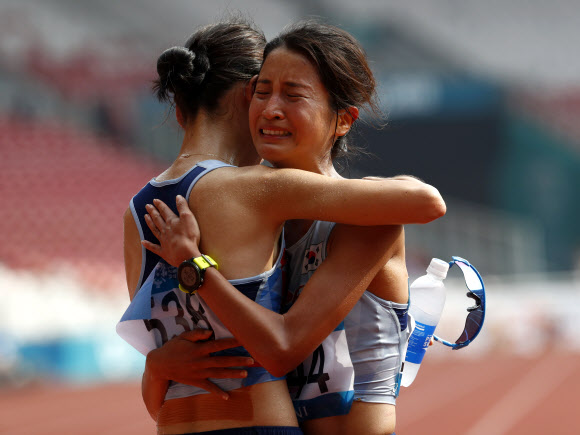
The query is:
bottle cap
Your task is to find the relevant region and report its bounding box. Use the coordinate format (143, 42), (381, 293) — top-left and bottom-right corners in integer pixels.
(427, 258), (449, 280)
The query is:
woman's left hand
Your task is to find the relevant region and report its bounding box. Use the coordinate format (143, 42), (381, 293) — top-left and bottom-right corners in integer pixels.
(142, 195), (201, 267)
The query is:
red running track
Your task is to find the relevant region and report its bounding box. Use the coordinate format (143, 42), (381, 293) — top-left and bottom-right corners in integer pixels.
(1, 351), (578, 434)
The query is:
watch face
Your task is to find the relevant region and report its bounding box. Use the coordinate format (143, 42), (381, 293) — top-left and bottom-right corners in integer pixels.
(178, 262), (200, 291)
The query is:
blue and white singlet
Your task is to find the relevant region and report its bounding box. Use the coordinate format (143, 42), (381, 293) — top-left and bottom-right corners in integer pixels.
(284, 220), (410, 420)
(117, 160), (285, 400)
(344, 290), (409, 404)
(284, 221), (354, 422)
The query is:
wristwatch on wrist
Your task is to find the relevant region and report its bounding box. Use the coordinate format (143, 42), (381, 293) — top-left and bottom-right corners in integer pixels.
(177, 254), (218, 294)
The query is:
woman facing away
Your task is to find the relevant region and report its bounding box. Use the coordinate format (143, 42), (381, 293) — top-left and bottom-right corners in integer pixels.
(131, 19), (445, 435)
(125, 17), (444, 434)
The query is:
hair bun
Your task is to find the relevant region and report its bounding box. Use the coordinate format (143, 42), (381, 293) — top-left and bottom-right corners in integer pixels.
(156, 46), (211, 96)
(157, 46), (194, 78)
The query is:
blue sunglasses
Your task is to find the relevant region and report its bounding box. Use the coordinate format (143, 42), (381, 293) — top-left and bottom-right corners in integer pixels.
(433, 256), (486, 350)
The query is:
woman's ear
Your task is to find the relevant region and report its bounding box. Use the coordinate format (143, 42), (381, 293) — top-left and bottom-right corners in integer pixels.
(176, 105), (186, 128)
(245, 75), (258, 102)
(336, 106), (359, 137)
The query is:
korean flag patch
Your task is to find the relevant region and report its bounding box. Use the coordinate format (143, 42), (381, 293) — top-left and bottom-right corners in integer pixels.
(302, 242), (323, 273)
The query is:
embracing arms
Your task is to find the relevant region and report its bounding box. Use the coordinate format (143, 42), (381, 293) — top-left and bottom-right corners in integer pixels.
(224, 166), (445, 227)
(144, 197), (404, 377)
(200, 225), (403, 376)
(124, 167), (443, 298)
(133, 167), (444, 411)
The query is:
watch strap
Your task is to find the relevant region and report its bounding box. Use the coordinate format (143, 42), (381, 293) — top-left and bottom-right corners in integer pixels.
(178, 283), (193, 294)
(193, 254), (218, 271)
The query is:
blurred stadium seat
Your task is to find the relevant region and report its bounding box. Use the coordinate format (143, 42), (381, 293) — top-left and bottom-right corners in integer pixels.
(0, 117), (165, 290)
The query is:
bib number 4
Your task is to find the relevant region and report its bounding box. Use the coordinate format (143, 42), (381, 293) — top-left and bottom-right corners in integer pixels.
(287, 344), (330, 398)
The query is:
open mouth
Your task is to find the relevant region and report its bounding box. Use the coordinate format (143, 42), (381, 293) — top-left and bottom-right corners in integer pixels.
(260, 129), (291, 137)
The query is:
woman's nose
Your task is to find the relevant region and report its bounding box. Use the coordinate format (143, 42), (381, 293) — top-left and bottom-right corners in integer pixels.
(262, 95), (284, 120)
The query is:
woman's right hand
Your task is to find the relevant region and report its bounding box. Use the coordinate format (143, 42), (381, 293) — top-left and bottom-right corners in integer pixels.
(145, 329), (254, 400)
(142, 195), (201, 267)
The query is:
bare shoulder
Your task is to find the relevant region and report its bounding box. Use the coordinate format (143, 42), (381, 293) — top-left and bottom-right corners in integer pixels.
(123, 205), (139, 242)
(123, 205), (133, 222)
(193, 164), (276, 195)
(193, 164), (315, 208)
(186, 165), (286, 233)
(219, 165), (313, 186)
(221, 165), (329, 188)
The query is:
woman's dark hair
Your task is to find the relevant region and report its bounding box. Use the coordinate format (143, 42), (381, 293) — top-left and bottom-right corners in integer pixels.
(153, 17), (266, 121)
(264, 19), (383, 161)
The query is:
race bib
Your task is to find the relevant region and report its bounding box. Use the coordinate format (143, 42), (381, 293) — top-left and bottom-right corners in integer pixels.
(287, 324), (354, 422)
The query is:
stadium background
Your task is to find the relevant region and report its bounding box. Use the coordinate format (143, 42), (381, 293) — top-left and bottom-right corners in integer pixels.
(1, 1), (579, 433)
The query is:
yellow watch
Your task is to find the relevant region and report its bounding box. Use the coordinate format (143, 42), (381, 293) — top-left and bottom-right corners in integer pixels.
(177, 255), (218, 294)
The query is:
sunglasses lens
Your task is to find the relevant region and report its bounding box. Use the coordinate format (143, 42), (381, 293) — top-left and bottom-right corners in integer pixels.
(455, 261), (483, 291)
(453, 260), (485, 345)
(457, 308), (484, 342)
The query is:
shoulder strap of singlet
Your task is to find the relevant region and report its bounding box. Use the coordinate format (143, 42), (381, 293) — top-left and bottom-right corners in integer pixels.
(130, 160), (234, 293)
(147, 159), (232, 200)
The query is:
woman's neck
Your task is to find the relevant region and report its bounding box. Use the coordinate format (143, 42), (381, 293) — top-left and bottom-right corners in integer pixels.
(179, 112), (259, 167)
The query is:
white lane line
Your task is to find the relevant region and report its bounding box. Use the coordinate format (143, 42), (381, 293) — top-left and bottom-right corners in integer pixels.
(465, 353), (577, 435)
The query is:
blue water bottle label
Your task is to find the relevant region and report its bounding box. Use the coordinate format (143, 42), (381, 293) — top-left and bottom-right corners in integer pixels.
(405, 321), (436, 364)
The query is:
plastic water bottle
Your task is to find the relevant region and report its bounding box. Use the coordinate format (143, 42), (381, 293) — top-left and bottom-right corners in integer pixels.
(401, 258), (449, 387)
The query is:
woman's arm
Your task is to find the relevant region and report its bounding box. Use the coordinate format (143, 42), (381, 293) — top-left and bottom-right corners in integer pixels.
(144, 197), (403, 376)
(141, 329), (254, 420)
(199, 225), (401, 376)
(233, 166), (446, 226)
(123, 207), (142, 300)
